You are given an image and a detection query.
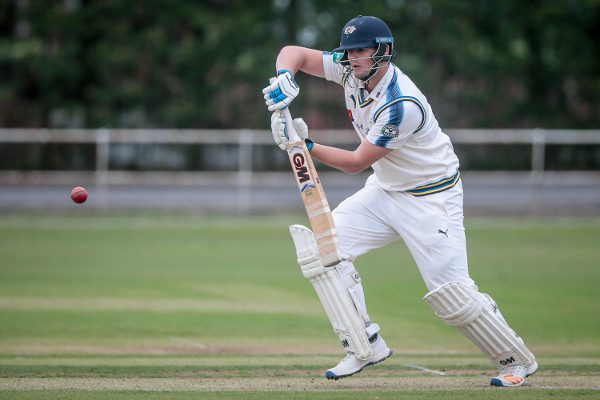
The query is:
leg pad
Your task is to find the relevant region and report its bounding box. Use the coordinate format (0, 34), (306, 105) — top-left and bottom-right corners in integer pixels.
(424, 282), (536, 370)
(289, 224), (373, 360)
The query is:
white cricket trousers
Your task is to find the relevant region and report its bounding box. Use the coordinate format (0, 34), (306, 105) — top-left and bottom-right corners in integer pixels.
(333, 174), (475, 292)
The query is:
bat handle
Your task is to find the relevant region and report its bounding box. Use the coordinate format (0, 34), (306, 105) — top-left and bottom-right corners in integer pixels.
(280, 108), (301, 143)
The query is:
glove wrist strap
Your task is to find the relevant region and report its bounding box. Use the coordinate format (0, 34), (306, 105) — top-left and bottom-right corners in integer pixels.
(305, 138), (314, 152)
(277, 69), (293, 77)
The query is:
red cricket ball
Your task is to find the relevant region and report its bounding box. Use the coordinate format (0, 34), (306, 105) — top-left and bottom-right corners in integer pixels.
(71, 186), (88, 204)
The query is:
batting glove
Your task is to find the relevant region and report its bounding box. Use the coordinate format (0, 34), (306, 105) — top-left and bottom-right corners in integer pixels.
(270, 111), (309, 150)
(263, 70), (299, 111)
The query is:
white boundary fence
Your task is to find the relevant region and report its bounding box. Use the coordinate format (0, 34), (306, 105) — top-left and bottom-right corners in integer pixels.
(0, 128), (599, 185)
(1, 128), (598, 213)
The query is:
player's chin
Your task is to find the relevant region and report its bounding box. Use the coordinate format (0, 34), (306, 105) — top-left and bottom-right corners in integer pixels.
(351, 70), (369, 80)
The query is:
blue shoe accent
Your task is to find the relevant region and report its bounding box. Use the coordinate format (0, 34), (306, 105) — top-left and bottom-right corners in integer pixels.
(325, 370), (338, 379)
(490, 378), (505, 387)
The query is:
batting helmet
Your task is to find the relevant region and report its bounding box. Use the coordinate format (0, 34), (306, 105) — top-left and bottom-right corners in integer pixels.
(333, 16), (394, 52)
(332, 16), (394, 82)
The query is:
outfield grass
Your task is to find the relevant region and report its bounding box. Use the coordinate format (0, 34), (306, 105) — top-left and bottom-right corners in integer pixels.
(0, 214), (599, 398)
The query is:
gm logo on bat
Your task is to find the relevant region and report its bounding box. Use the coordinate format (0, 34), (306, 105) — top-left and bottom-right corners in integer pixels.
(291, 151), (316, 192)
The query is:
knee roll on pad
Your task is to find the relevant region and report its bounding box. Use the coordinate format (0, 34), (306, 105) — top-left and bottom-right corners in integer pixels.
(424, 282), (536, 370)
(289, 224), (373, 360)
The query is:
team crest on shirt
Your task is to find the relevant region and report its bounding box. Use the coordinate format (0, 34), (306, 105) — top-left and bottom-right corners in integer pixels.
(382, 124), (399, 137)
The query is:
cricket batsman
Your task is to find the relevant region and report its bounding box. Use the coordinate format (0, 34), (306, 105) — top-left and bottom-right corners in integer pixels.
(262, 15), (538, 387)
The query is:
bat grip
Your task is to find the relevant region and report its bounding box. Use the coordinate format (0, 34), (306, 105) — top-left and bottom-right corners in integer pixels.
(281, 108), (301, 143)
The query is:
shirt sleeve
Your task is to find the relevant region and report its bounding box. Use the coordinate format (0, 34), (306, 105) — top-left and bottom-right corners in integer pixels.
(322, 51), (345, 86)
(366, 99), (426, 149)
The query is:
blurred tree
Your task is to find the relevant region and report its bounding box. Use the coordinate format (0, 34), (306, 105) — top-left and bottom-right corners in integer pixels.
(0, 0), (598, 129)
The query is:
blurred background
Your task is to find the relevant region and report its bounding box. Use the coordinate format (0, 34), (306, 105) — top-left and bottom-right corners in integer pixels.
(0, 0), (599, 215)
(1, 4), (599, 396)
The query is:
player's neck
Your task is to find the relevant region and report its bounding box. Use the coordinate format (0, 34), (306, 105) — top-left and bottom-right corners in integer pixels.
(364, 64), (389, 92)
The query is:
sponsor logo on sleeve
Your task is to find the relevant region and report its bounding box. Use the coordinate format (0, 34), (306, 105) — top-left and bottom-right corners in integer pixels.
(382, 124), (399, 138)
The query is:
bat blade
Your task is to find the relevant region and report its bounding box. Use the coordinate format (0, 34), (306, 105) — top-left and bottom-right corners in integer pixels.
(281, 108), (341, 267)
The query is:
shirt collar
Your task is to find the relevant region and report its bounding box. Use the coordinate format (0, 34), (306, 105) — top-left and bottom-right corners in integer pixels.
(363, 65), (395, 102)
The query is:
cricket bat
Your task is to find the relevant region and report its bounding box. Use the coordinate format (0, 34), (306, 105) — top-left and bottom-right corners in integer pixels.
(279, 107), (342, 268)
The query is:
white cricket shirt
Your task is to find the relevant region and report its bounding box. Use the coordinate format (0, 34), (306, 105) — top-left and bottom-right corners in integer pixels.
(323, 52), (460, 195)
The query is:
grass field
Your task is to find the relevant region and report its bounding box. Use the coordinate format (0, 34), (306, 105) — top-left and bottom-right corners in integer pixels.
(0, 214), (599, 399)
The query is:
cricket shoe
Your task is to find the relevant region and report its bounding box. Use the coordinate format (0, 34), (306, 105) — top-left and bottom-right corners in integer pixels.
(490, 360), (539, 387)
(325, 335), (393, 380)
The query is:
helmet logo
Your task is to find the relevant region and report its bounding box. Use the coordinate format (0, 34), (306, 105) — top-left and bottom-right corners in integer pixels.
(344, 25), (357, 35)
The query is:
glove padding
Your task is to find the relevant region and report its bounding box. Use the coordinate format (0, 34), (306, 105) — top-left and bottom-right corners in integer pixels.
(263, 70), (299, 111)
(270, 110), (308, 150)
